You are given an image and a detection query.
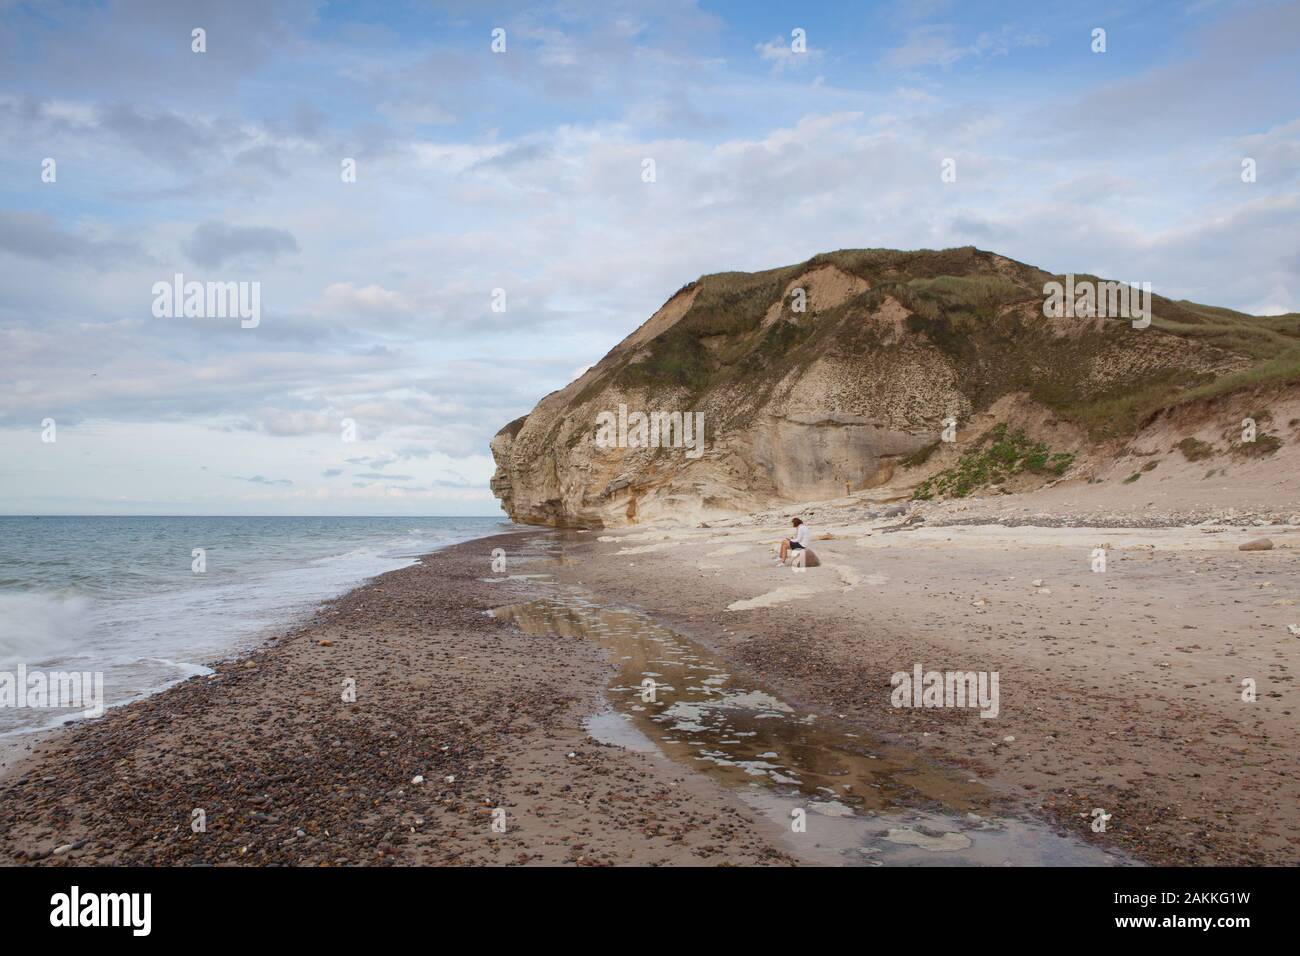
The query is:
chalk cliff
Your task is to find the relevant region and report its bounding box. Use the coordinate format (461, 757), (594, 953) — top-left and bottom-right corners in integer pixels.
(491, 247), (1293, 527)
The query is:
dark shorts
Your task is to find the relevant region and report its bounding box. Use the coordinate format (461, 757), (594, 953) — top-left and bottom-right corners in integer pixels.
(789, 542), (804, 550)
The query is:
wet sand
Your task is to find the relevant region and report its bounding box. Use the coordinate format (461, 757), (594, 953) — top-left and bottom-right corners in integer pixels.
(0, 532), (791, 866)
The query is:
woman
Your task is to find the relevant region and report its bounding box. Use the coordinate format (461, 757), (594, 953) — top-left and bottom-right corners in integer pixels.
(778, 517), (810, 564)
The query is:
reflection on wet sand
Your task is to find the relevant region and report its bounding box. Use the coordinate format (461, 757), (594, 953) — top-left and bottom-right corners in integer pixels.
(490, 591), (1133, 867)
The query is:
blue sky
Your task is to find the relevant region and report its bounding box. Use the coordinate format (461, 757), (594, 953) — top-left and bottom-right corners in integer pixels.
(0, 0), (1297, 515)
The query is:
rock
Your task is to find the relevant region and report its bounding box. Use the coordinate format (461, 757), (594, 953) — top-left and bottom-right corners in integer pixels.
(318, 639), (334, 647)
(1287, 625), (1300, 636)
(1031, 579), (1043, 587)
(1239, 538), (1274, 551)
(411, 775), (424, 784)
(52, 844), (73, 855)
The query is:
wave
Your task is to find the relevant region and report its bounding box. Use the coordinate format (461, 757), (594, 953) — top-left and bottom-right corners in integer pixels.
(0, 592), (92, 669)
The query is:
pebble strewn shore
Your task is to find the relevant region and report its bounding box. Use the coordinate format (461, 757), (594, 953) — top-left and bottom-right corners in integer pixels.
(0, 533), (792, 867)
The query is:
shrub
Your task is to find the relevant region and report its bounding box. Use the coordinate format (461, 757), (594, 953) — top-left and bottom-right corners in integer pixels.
(913, 424), (1075, 499)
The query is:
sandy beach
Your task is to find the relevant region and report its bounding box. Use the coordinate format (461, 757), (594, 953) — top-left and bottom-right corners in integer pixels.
(2, 498), (1296, 867)
(557, 493), (1300, 866)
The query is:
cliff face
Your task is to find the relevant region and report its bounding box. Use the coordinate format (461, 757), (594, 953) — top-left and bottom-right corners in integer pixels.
(491, 246), (1286, 527)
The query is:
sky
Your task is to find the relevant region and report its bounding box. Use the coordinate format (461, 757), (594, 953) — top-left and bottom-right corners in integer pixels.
(0, 0), (1297, 516)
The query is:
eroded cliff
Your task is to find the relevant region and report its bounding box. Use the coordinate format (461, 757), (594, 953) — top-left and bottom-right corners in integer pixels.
(491, 246), (1293, 527)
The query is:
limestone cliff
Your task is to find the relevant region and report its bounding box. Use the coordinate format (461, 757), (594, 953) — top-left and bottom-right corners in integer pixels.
(491, 246), (1292, 527)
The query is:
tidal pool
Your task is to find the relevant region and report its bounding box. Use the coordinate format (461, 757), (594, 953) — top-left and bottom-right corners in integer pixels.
(490, 591), (1133, 867)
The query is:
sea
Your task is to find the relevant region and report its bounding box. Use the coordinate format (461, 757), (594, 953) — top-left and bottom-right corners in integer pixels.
(0, 516), (513, 736)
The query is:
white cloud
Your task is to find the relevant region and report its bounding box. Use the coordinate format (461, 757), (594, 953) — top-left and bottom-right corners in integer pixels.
(755, 34), (823, 74)
(886, 23), (1048, 69)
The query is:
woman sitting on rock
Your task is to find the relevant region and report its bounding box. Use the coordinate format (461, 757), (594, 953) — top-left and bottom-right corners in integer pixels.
(777, 517), (810, 565)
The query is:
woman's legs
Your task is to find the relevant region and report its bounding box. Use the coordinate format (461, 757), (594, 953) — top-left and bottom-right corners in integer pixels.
(779, 538), (790, 561)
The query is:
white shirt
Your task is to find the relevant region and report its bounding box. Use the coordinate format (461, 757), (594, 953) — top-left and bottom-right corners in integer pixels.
(793, 524), (810, 547)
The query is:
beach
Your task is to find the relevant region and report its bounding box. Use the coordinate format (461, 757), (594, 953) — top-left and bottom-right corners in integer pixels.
(558, 496), (1300, 866)
(0, 531), (790, 866)
(2, 505), (1296, 866)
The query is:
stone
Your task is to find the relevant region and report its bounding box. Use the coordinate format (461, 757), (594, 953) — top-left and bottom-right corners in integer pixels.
(1239, 538), (1273, 551)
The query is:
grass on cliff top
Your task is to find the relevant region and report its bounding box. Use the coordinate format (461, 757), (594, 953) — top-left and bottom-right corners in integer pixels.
(606, 248), (1300, 438)
(912, 424), (1075, 500)
(613, 249), (1032, 397)
(1053, 344), (1300, 437)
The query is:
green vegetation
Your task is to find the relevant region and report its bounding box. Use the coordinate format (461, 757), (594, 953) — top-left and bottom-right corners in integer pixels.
(1234, 433), (1283, 456)
(1176, 437), (1215, 461)
(617, 325), (716, 392)
(596, 247), (1300, 443)
(912, 424), (1075, 500)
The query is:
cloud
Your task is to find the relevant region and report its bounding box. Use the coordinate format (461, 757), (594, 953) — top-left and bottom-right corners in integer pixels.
(1037, 2), (1299, 145)
(234, 410), (340, 437)
(314, 282), (414, 318)
(231, 474), (293, 486)
(886, 23), (1048, 69)
(0, 0), (1293, 517)
(0, 211), (141, 268)
(755, 34), (822, 74)
(184, 221), (300, 269)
